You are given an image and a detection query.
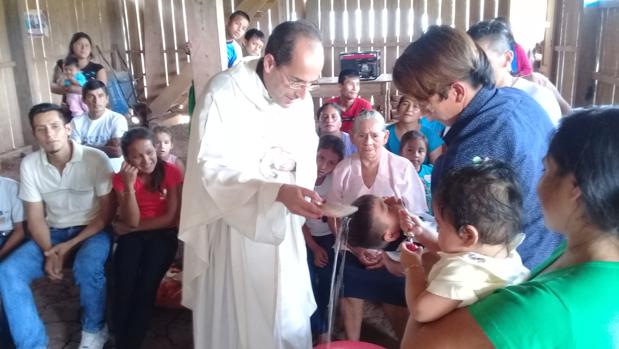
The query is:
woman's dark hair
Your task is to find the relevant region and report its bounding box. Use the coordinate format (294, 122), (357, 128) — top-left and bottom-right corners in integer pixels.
(393, 25), (494, 101)
(317, 134), (345, 161)
(68, 32), (94, 59)
(28, 103), (70, 128)
(264, 20), (321, 66)
(121, 127), (166, 193)
(348, 195), (390, 249)
(467, 20), (516, 55)
(547, 107), (619, 234)
(316, 102), (343, 120)
(399, 130), (428, 155)
(435, 160), (523, 246)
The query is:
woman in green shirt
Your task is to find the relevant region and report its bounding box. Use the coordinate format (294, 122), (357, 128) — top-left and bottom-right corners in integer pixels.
(402, 107), (619, 348)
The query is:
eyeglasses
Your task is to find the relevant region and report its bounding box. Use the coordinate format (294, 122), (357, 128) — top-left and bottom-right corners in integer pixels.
(281, 69), (319, 92)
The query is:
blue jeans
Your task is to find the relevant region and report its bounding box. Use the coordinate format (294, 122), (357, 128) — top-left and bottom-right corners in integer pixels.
(0, 226), (111, 349)
(0, 235), (15, 349)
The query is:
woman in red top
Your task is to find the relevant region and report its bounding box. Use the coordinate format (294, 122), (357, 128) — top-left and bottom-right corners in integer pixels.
(112, 127), (183, 349)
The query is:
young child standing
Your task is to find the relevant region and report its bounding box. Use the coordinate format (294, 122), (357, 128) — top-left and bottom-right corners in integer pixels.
(347, 160), (529, 323)
(302, 135), (345, 343)
(112, 127), (183, 349)
(63, 54), (89, 118)
(153, 126), (185, 175)
(400, 130), (433, 211)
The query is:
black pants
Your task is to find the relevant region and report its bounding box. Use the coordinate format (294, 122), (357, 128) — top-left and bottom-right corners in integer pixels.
(113, 229), (178, 349)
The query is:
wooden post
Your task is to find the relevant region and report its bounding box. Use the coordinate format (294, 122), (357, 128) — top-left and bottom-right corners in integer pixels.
(186, 0), (227, 103)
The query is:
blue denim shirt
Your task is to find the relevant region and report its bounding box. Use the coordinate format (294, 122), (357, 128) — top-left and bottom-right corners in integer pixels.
(432, 86), (563, 269)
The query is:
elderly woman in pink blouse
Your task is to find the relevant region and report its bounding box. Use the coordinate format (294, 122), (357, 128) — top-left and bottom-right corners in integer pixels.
(327, 109), (427, 341)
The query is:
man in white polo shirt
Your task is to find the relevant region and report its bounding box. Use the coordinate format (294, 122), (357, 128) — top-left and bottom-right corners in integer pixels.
(0, 103), (114, 349)
(71, 79), (128, 172)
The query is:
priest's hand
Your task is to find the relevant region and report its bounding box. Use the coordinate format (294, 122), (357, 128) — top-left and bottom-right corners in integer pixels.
(276, 184), (323, 219)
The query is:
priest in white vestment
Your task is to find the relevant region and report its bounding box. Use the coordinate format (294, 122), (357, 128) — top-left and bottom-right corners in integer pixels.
(179, 21), (325, 349)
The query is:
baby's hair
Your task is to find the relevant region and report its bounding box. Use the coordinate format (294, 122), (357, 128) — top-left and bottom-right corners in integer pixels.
(399, 130), (428, 155)
(152, 125), (174, 142)
(317, 135), (345, 161)
(347, 195), (390, 249)
(244, 28), (265, 41)
(435, 160), (523, 246)
(63, 54), (80, 68)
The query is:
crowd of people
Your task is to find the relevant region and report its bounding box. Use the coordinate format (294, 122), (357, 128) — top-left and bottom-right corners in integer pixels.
(0, 11), (617, 349)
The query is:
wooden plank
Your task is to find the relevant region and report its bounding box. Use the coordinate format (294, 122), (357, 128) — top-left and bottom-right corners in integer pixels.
(483, 0), (496, 20)
(412, 0), (424, 40)
(295, 0), (306, 19)
(237, 0), (270, 19)
(497, 0), (510, 19)
(441, 0), (455, 27)
(332, 0), (345, 74)
(185, 0), (226, 104)
(357, 0), (371, 45)
(594, 81), (614, 105)
(0, 0), (24, 152)
(144, 0), (165, 103)
(574, 7), (601, 106)
(385, 0), (399, 74)
(319, 0), (333, 76)
(469, 0), (482, 26)
(454, 0), (468, 30)
(427, 0), (440, 26)
(305, 0), (320, 28)
(399, 0), (410, 43)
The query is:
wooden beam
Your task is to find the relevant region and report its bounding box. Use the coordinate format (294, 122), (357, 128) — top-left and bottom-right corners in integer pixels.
(237, 0), (271, 19)
(186, 0), (227, 105)
(148, 66), (193, 118)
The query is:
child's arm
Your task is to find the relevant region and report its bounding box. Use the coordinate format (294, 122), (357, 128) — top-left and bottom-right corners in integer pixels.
(302, 224), (328, 267)
(0, 222), (25, 259)
(401, 243), (462, 323)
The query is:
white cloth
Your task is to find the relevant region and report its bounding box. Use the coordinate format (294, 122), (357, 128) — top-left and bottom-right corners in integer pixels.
(511, 79), (562, 126)
(19, 141), (113, 229)
(426, 235), (530, 307)
(305, 175), (332, 237)
(327, 150), (428, 213)
(179, 59), (317, 349)
(0, 177), (24, 231)
(70, 108), (128, 172)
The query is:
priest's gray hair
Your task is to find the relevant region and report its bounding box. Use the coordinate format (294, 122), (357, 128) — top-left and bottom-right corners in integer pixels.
(352, 109), (386, 135)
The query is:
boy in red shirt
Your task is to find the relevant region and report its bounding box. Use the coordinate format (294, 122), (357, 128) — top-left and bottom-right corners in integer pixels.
(326, 69), (373, 133)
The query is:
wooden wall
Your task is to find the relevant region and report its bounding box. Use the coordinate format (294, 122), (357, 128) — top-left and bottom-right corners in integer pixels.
(0, 0), (25, 153)
(17, 0), (125, 105)
(548, 0), (618, 107)
(593, 6), (619, 105)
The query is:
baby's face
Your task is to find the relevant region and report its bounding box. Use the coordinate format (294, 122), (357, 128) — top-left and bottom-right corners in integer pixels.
(64, 65), (79, 78)
(245, 37), (264, 56)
